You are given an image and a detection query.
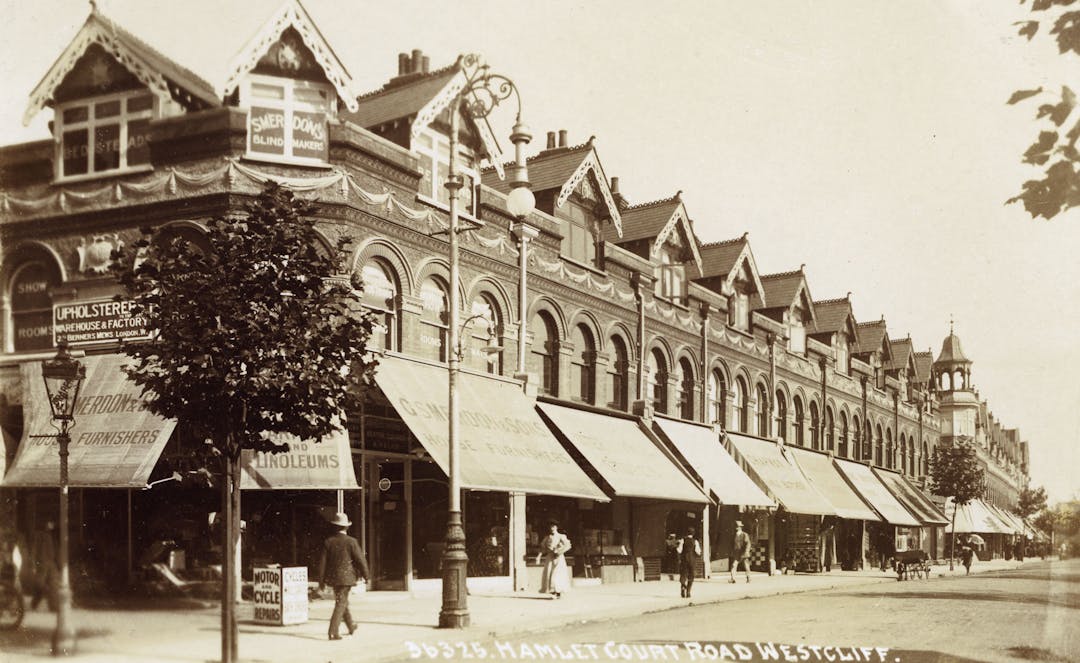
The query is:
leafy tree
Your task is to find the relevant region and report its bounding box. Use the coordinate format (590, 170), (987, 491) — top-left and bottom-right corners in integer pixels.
(1007, 0), (1080, 219)
(112, 183), (377, 663)
(1017, 485), (1049, 519)
(929, 439), (985, 570)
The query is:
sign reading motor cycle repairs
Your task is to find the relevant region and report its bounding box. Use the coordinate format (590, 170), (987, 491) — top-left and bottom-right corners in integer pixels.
(253, 566), (308, 626)
(53, 298), (150, 345)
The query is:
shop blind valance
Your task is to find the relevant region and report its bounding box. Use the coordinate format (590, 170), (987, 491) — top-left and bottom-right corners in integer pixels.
(724, 433), (835, 516)
(787, 447), (880, 521)
(833, 459), (920, 527)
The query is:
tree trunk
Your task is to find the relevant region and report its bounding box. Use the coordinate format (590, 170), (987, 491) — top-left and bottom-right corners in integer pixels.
(221, 451), (241, 663)
(949, 502), (957, 572)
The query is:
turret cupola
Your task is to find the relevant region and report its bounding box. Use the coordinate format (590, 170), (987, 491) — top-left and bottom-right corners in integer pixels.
(933, 320), (973, 393)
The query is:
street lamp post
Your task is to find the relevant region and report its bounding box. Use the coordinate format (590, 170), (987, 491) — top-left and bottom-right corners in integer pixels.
(440, 54), (533, 629)
(40, 340), (86, 656)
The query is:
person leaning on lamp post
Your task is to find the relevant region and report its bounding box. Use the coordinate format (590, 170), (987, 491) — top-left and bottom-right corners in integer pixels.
(317, 512), (370, 640)
(729, 520), (751, 584)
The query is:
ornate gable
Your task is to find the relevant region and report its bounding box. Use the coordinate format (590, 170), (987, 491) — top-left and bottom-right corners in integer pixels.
(222, 0), (357, 111)
(726, 242), (766, 301)
(555, 148), (622, 236)
(650, 201), (700, 273)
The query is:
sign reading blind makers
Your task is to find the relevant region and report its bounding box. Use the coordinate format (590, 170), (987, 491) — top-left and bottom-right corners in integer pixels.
(249, 107), (327, 161)
(54, 298), (150, 345)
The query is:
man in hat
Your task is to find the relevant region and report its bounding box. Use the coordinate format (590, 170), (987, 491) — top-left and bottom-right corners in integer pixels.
(675, 526), (701, 598)
(318, 512), (369, 640)
(730, 520), (751, 584)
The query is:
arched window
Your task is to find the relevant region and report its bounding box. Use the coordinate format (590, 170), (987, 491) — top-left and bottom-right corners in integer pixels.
(921, 441), (929, 476)
(647, 349), (669, 414)
(9, 260), (60, 352)
(809, 401), (820, 450)
(774, 390), (787, 442)
(359, 259), (400, 352)
(608, 335), (629, 411)
(465, 294), (501, 374)
(677, 358), (695, 420)
(825, 407), (835, 453)
(852, 417), (861, 461)
(900, 435), (908, 475)
(418, 276), (449, 362)
(792, 396), (805, 446)
(732, 376), (749, 433)
(755, 383), (770, 436)
(838, 412), (849, 458)
(529, 312), (559, 396)
(570, 324), (596, 404)
(886, 429), (894, 469)
(708, 369), (726, 426)
(909, 440), (916, 477)
(874, 424), (884, 466)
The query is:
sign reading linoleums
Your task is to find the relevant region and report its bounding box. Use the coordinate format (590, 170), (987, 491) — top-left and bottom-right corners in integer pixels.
(248, 106), (328, 162)
(2, 355), (176, 488)
(239, 421), (358, 490)
(53, 298), (150, 345)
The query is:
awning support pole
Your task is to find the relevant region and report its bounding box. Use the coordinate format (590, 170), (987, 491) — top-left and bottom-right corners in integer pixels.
(127, 489), (133, 586)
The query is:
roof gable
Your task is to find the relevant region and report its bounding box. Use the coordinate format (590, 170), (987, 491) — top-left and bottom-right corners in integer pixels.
(811, 297), (859, 344)
(754, 268), (816, 325)
(696, 234), (765, 300)
(887, 337), (917, 373)
(855, 320), (892, 361)
(913, 351), (934, 382)
(25, 0), (357, 126)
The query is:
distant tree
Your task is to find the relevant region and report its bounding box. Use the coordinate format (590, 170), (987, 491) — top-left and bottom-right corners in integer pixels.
(112, 183), (378, 663)
(929, 440), (985, 570)
(1017, 485), (1049, 519)
(1007, 0), (1080, 219)
(1033, 500), (1080, 557)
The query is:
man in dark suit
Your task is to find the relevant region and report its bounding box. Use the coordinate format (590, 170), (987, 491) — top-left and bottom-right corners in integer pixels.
(676, 526), (701, 598)
(318, 512), (369, 640)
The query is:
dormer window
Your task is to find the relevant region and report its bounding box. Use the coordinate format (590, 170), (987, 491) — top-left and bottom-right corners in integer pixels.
(560, 200), (598, 266)
(55, 91), (154, 180)
(788, 314), (806, 354)
(414, 128), (477, 216)
(243, 75), (333, 165)
(654, 250), (685, 301)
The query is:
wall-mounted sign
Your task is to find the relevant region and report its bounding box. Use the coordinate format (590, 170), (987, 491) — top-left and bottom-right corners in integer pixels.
(53, 298), (150, 345)
(248, 107), (327, 162)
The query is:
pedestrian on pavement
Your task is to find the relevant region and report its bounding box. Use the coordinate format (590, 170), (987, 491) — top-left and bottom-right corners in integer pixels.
(537, 521), (571, 598)
(959, 540), (974, 575)
(317, 512), (369, 641)
(729, 521), (751, 584)
(664, 533), (679, 580)
(677, 526), (702, 598)
(1013, 538), (1024, 562)
(29, 521), (58, 611)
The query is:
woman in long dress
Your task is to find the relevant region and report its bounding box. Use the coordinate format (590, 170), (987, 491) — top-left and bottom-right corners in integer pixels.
(537, 522), (571, 598)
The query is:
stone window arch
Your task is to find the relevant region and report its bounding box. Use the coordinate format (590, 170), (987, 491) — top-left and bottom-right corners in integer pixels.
(570, 323), (597, 404)
(359, 258), (400, 352)
(825, 406), (835, 453)
(608, 334), (630, 411)
(838, 411), (849, 458)
(676, 357), (696, 420)
(418, 275), (449, 362)
(647, 348), (669, 414)
(529, 311), (560, 396)
(732, 375), (749, 433)
(809, 401), (820, 450)
(774, 389), (787, 442)
(792, 395), (805, 446)
(755, 382), (770, 436)
(8, 258), (62, 352)
(708, 368), (726, 427)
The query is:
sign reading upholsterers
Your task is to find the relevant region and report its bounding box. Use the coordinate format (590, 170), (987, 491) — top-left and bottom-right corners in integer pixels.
(53, 298), (149, 345)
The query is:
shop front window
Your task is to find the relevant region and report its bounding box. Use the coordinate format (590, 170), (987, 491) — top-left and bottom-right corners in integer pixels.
(464, 491), (510, 577)
(9, 260), (59, 352)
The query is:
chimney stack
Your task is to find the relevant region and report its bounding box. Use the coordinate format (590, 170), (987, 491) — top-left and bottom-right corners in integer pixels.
(411, 49), (423, 73)
(546, 131), (556, 149)
(610, 176), (620, 194)
(558, 129), (568, 148)
(421, 55), (430, 74)
(398, 53), (409, 75)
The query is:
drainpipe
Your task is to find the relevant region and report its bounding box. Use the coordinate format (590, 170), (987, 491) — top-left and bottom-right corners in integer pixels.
(893, 393), (900, 470)
(767, 333), (777, 438)
(819, 356), (828, 450)
(633, 272), (646, 401)
(860, 376), (869, 460)
(700, 303), (709, 422)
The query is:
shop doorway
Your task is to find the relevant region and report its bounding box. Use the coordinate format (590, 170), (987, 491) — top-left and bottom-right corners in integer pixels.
(367, 458), (408, 590)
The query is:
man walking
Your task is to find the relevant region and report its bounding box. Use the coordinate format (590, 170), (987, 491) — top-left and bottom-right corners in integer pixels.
(676, 526), (701, 598)
(729, 520), (751, 584)
(318, 512), (369, 640)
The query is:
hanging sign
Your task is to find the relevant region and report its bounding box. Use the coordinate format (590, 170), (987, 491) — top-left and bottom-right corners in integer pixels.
(53, 298), (150, 345)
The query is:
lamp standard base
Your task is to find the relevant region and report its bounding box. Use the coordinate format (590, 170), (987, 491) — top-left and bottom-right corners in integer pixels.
(438, 510), (470, 629)
(51, 583), (76, 656)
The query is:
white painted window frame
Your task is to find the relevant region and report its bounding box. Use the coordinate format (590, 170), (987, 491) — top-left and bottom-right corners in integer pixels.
(54, 89), (156, 182)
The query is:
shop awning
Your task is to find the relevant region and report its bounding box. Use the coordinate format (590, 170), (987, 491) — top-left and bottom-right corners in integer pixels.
(724, 434), (835, 516)
(871, 469), (949, 525)
(833, 459), (920, 526)
(651, 417), (774, 508)
(373, 355), (606, 500)
(986, 503), (1023, 535)
(2, 355), (175, 488)
(240, 420), (358, 490)
(537, 403), (708, 503)
(945, 498), (1014, 534)
(786, 447), (880, 521)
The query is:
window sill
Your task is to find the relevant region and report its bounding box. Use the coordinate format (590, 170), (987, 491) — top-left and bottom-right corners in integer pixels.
(240, 153), (334, 170)
(55, 165), (154, 185)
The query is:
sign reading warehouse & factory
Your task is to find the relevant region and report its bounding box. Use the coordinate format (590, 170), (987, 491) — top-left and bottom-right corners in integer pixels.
(53, 298), (150, 345)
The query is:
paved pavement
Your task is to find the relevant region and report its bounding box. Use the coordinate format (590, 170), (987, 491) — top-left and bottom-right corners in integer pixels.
(0, 558), (1032, 663)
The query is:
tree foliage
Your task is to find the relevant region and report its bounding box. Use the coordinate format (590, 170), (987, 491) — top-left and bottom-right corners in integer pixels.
(112, 182), (377, 458)
(1007, 0), (1080, 219)
(1017, 485), (1049, 519)
(929, 440), (984, 506)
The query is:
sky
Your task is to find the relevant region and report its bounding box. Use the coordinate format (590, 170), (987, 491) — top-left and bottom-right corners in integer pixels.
(0, 1), (1077, 502)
